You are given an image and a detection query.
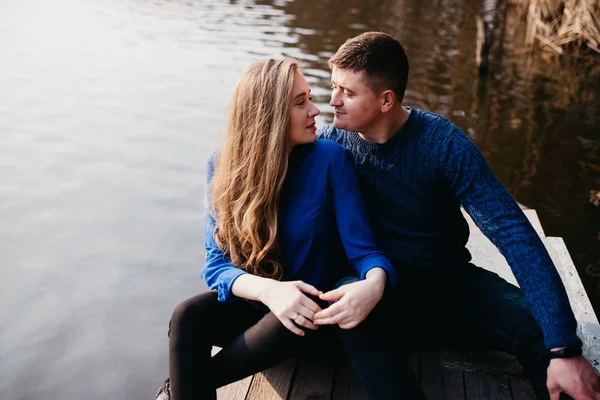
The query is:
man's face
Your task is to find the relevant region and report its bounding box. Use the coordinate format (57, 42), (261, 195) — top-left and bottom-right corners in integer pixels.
(329, 67), (382, 133)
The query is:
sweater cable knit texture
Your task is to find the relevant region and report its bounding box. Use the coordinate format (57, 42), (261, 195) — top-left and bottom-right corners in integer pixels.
(317, 107), (581, 350)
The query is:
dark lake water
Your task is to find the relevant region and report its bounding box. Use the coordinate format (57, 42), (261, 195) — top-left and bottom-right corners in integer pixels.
(1, 0), (598, 398)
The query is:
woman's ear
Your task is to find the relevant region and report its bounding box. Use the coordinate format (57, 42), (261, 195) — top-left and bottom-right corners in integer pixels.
(381, 89), (396, 113)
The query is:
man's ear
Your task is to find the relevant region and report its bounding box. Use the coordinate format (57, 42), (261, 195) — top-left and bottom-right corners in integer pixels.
(381, 89), (396, 113)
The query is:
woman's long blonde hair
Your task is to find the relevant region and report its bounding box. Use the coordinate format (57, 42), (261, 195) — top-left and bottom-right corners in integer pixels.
(210, 58), (299, 280)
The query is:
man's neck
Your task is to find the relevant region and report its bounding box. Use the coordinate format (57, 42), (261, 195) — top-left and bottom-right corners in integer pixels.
(358, 105), (408, 144)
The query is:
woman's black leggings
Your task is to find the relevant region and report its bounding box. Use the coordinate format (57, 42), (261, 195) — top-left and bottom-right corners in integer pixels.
(167, 291), (327, 400)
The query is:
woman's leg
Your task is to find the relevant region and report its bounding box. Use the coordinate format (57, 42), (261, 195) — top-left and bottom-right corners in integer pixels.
(211, 309), (324, 387)
(168, 291), (321, 400)
(168, 291), (251, 399)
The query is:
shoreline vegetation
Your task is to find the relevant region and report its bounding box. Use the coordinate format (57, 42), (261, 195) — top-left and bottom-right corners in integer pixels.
(509, 0), (600, 55)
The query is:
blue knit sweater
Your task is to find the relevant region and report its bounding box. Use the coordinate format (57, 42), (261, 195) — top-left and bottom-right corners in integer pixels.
(318, 107), (581, 350)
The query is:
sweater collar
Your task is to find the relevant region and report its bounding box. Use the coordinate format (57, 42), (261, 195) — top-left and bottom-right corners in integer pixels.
(348, 107), (418, 151)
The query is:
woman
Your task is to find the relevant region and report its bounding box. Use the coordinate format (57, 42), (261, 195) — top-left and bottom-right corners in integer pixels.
(156, 58), (397, 400)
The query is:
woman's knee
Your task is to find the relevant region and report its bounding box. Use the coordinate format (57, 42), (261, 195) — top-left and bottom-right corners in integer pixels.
(250, 312), (297, 344)
(169, 291), (219, 336)
(247, 312), (322, 356)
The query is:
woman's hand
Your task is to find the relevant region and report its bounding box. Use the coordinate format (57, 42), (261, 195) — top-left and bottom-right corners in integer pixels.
(313, 268), (386, 329)
(260, 280), (323, 336)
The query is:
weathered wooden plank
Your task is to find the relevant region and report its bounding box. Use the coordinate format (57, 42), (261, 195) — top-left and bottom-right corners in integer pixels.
(245, 358), (296, 400)
(522, 210), (545, 237)
(464, 371), (512, 400)
(441, 348), (523, 378)
(508, 376), (536, 400)
(217, 376), (253, 400)
(211, 347), (254, 400)
(421, 347), (446, 399)
(516, 202), (529, 210)
(443, 368), (466, 400)
(464, 209), (600, 372)
(331, 355), (369, 400)
(545, 237), (600, 371)
(288, 353), (336, 400)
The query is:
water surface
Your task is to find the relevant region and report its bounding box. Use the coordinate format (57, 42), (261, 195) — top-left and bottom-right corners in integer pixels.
(1, 0), (598, 398)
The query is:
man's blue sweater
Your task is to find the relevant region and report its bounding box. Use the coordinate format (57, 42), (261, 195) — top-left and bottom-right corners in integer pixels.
(201, 140), (396, 304)
(318, 107), (581, 350)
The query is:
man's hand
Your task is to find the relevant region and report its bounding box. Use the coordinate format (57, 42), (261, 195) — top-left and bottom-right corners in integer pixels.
(259, 280), (322, 336)
(313, 268), (387, 329)
(547, 355), (600, 399)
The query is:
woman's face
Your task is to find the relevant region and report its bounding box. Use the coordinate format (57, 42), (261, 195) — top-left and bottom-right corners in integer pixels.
(289, 69), (320, 147)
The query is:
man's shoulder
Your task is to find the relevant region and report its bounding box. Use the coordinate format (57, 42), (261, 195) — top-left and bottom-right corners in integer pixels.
(410, 108), (473, 151)
(413, 108), (458, 134)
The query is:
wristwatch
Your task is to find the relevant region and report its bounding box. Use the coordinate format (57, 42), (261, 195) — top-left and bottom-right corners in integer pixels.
(548, 347), (583, 359)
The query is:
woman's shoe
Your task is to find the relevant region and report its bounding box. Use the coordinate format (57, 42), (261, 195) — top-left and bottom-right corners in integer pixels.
(155, 378), (170, 400)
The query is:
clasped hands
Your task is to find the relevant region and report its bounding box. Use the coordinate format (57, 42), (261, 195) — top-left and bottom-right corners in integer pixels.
(260, 268), (387, 336)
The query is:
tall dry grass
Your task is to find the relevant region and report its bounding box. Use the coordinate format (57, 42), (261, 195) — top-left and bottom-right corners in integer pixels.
(509, 0), (600, 54)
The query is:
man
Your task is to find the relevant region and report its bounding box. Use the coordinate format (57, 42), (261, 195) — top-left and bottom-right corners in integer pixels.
(312, 31), (599, 400)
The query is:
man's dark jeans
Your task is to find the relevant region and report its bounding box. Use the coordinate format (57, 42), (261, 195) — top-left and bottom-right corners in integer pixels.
(334, 263), (554, 400)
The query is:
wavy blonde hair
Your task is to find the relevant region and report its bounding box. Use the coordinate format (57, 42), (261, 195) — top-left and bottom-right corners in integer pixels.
(211, 58), (299, 280)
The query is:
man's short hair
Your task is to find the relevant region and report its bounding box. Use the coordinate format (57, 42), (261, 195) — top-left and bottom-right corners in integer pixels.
(328, 32), (409, 101)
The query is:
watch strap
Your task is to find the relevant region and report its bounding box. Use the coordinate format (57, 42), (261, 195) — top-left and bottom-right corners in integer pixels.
(548, 347), (583, 359)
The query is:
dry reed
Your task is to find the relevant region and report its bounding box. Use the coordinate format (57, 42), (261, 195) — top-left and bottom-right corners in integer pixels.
(509, 0), (600, 54)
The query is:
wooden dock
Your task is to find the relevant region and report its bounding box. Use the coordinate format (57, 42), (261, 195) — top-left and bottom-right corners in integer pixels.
(214, 208), (600, 400)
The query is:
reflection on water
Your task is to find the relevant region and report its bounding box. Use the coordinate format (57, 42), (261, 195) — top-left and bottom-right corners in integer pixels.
(0, 0), (598, 398)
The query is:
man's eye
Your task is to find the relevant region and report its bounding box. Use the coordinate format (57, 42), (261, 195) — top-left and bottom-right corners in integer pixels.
(308, 96), (313, 101)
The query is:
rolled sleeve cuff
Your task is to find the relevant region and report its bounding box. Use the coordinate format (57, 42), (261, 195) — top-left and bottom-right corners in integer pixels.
(213, 269), (249, 303)
(355, 255), (398, 289)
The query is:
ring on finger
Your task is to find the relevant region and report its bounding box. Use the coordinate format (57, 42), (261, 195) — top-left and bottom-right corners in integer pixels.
(293, 313), (300, 321)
